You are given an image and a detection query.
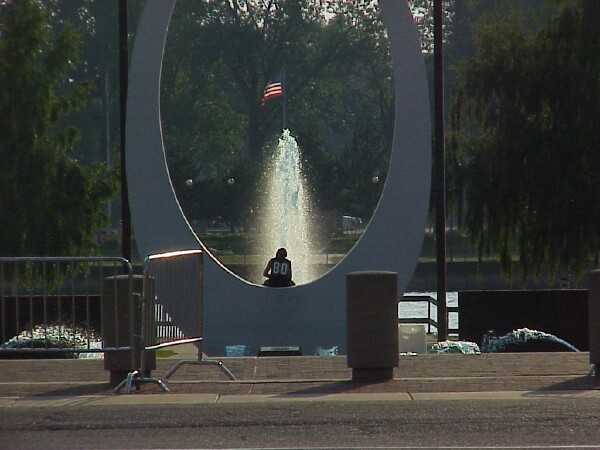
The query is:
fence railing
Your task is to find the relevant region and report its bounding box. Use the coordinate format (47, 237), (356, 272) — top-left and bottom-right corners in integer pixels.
(1, 256), (458, 392)
(0, 256), (134, 358)
(399, 295), (459, 335)
(115, 249), (235, 394)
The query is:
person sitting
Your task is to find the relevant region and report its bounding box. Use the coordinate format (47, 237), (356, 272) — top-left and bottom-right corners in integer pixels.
(263, 248), (295, 287)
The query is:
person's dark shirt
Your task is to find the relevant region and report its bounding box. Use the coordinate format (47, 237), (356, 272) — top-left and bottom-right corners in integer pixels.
(265, 257), (292, 287)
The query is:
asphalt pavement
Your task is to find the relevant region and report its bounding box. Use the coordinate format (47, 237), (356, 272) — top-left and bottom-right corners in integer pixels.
(2, 350), (600, 449)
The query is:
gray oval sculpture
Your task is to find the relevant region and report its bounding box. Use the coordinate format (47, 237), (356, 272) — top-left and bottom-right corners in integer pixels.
(126, 0), (430, 355)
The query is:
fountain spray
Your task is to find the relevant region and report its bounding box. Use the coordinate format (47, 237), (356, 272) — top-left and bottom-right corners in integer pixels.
(257, 129), (317, 285)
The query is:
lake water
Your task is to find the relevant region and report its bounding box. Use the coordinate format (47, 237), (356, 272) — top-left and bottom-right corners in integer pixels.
(399, 291), (459, 333)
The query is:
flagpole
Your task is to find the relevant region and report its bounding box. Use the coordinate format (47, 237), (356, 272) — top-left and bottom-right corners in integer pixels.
(282, 68), (286, 131)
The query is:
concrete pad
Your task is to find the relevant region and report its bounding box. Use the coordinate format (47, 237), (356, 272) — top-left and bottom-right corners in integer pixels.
(522, 389), (600, 399)
(0, 397), (17, 408)
(4, 390), (600, 408)
(10, 396), (103, 408)
(88, 393), (219, 406)
(217, 393), (413, 403)
(410, 390), (600, 401)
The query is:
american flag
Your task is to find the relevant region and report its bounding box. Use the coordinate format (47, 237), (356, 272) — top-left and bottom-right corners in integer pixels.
(260, 72), (283, 107)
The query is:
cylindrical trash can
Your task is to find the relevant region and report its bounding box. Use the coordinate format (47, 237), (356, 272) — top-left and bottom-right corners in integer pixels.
(102, 275), (156, 385)
(589, 270), (600, 375)
(346, 271), (399, 381)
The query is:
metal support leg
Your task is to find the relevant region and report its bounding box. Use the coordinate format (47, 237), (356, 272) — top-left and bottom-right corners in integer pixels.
(163, 359), (237, 380)
(114, 369), (171, 394)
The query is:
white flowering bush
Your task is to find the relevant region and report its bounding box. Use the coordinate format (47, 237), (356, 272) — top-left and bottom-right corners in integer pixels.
(1, 322), (102, 351)
(428, 340), (481, 354)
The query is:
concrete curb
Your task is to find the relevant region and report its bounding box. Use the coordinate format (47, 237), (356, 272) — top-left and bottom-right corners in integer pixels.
(2, 390), (600, 408)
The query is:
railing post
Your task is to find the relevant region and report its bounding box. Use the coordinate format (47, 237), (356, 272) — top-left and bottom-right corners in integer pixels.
(102, 274), (156, 386)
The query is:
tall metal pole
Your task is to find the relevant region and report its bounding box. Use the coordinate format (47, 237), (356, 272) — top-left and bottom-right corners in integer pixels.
(434, 0), (448, 341)
(105, 71), (112, 230)
(119, 0), (132, 263)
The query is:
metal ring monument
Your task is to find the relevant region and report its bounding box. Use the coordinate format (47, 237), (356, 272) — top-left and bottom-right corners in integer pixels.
(126, 0), (431, 355)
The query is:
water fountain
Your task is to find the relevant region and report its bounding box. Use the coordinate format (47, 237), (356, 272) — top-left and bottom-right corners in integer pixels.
(256, 129), (317, 285)
(482, 328), (580, 352)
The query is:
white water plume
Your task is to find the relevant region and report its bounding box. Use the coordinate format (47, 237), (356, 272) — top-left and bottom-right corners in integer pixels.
(256, 129), (316, 285)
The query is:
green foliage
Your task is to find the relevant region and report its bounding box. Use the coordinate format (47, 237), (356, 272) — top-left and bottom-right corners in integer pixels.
(324, 235), (361, 254)
(0, 0), (118, 257)
(162, 0), (393, 226)
(448, 0), (600, 281)
(44, 0), (145, 168)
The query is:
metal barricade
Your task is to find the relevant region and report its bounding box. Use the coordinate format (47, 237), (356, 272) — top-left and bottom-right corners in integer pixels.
(115, 249), (235, 394)
(0, 257), (134, 363)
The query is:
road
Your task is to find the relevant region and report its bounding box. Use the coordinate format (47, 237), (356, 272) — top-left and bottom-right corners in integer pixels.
(2, 397), (600, 449)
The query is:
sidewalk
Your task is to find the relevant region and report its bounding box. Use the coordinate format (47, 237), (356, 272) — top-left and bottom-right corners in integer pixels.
(0, 351), (598, 405)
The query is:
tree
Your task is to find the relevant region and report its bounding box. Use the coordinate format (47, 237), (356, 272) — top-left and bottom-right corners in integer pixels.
(161, 0), (395, 228)
(448, 0), (600, 281)
(0, 0), (118, 257)
(162, 0), (362, 160)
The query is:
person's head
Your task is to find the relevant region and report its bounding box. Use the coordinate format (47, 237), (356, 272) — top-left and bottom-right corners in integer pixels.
(275, 248), (287, 259)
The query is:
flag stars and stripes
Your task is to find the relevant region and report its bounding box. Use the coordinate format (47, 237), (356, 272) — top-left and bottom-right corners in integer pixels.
(260, 72), (284, 107)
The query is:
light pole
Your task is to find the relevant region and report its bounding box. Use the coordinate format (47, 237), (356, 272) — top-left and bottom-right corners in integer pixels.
(119, 0), (131, 263)
(434, 0), (448, 341)
(104, 70), (112, 230)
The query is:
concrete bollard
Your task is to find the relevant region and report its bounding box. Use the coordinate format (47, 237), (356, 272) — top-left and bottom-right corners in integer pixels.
(102, 275), (156, 386)
(589, 270), (600, 375)
(346, 271), (399, 381)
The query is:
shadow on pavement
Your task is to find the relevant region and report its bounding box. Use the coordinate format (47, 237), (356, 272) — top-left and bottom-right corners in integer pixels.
(529, 376), (600, 393)
(274, 379), (393, 397)
(29, 383), (114, 397)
